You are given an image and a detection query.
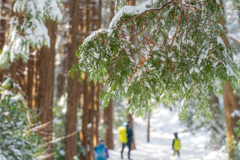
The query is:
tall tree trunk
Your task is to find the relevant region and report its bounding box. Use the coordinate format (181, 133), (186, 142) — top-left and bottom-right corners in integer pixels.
(102, 0), (114, 150)
(56, 55), (67, 100)
(126, 0), (136, 150)
(38, 20), (57, 160)
(127, 114), (136, 149)
(103, 99), (114, 149)
(147, 110), (151, 142)
(93, 83), (100, 146)
(80, 75), (90, 160)
(0, 0), (10, 48)
(80, 1), (102, 159)
(0, 0), (11, 82)
(27, 52), (34, 108)
(219, 2), (240, 159)
(64, 0), (81, 159)
(80, 0), (91, 159)
(223, 82), (240, 159)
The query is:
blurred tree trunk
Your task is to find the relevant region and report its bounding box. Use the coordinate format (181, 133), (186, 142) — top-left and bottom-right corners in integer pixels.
(9, 60), (26, 91)
(56, 55), (67, 100)
(93, 83), (100, 146)
(209, 94), (224, 134)
(0, 0), (10, 48)
(80, 0), (90, 159)
(223, 82), (240, 159)
(80, 75), (90, 160)
(0, 0), (10, 82)
(81, 1), (102, 159)
(128, 114), (136, 149)
(38, 20), (57, 160)
(147, 110), (151, 142)
(102, 0), (114, 150)
(64, 0), (81, 159)
(126, 0), (136, 150)
(103, 98), (114, 149)
(27, 50), (37, 108)
(219, 2), (240, 159)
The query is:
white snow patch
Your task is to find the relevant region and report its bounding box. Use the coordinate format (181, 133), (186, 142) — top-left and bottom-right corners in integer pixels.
(231, 110), (240, 118)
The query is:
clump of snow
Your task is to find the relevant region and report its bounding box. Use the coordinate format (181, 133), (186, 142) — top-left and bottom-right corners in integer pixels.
(109, 0), (152, 29)
(231, 110), (240, 118)
(0, 0), (62, 66)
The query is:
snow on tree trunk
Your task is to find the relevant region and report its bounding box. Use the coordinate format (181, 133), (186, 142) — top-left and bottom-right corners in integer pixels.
(64, 0), (81, 159)
(38, 19), (57, 160)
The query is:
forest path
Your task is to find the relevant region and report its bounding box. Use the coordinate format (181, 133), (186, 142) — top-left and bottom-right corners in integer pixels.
(108, 106), (226, 160)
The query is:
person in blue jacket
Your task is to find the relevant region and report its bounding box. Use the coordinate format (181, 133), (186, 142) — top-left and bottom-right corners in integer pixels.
(121, 120), (133, 160)
(94, 140), (109, 160)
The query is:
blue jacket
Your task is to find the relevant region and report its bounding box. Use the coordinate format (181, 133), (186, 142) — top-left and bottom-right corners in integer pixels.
(127, 125), (133, 143)
(94, 144), (109, 160)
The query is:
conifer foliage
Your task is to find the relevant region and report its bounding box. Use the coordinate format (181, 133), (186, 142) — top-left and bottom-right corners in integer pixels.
(71, 0), (240, 119)
(0, 78), (43, 160)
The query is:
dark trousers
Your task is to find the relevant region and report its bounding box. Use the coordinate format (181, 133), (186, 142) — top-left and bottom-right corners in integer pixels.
(173, 150), (180, 157)
(121, 142), (131, 158)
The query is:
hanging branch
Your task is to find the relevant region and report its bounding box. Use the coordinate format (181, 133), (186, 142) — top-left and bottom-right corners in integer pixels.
(71, 0), (239, 119)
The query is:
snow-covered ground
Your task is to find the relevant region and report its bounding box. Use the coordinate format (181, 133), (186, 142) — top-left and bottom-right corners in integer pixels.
(108, 106), (228, 160)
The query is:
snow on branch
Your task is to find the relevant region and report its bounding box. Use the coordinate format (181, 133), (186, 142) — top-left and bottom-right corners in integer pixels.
(71, 0), (240, 119)
(0, 0), (62, 67)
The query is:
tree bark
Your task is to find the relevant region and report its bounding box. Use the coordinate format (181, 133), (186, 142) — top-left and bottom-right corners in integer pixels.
(38, 20), (57, 160)
(80, 1), (102, 159)
(0, 0), (11, 83)
(223, 82), (240, 159)
(147, 110), (151, 142)
(93, 83), (100, 146)
(102, 0), (115, 150)
(64, 0), (81, 159)
(80, 75), (90, 160)
(0, 0), (10, 48)
(219, 2), (240, 159)
(56, 55), (67, 100)
(103, 99), (114, 149)
(27, 52), (34, 108)
(127, 114), (136, 149)
(126, 0), (136, 150)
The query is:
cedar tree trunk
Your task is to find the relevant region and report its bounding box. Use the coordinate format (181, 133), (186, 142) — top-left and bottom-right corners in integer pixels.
(38, 20), (57, 160)
(64, 0), (81, 159)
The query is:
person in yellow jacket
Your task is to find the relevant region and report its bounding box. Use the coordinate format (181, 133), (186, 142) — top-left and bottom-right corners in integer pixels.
(172, 132), (181, 157)
(118, 121), (133, 159)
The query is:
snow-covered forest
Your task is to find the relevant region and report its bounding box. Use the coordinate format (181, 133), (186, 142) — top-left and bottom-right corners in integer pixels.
(0, 0), (240, 160)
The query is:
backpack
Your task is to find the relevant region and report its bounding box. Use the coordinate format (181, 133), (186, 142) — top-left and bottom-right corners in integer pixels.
(94, 144), (106, 160)
(118, 126), (127, 143)
(174, 138), (181, 150)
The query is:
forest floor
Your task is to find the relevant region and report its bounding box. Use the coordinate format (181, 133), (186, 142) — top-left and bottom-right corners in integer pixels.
(108, 106), (228, 160)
